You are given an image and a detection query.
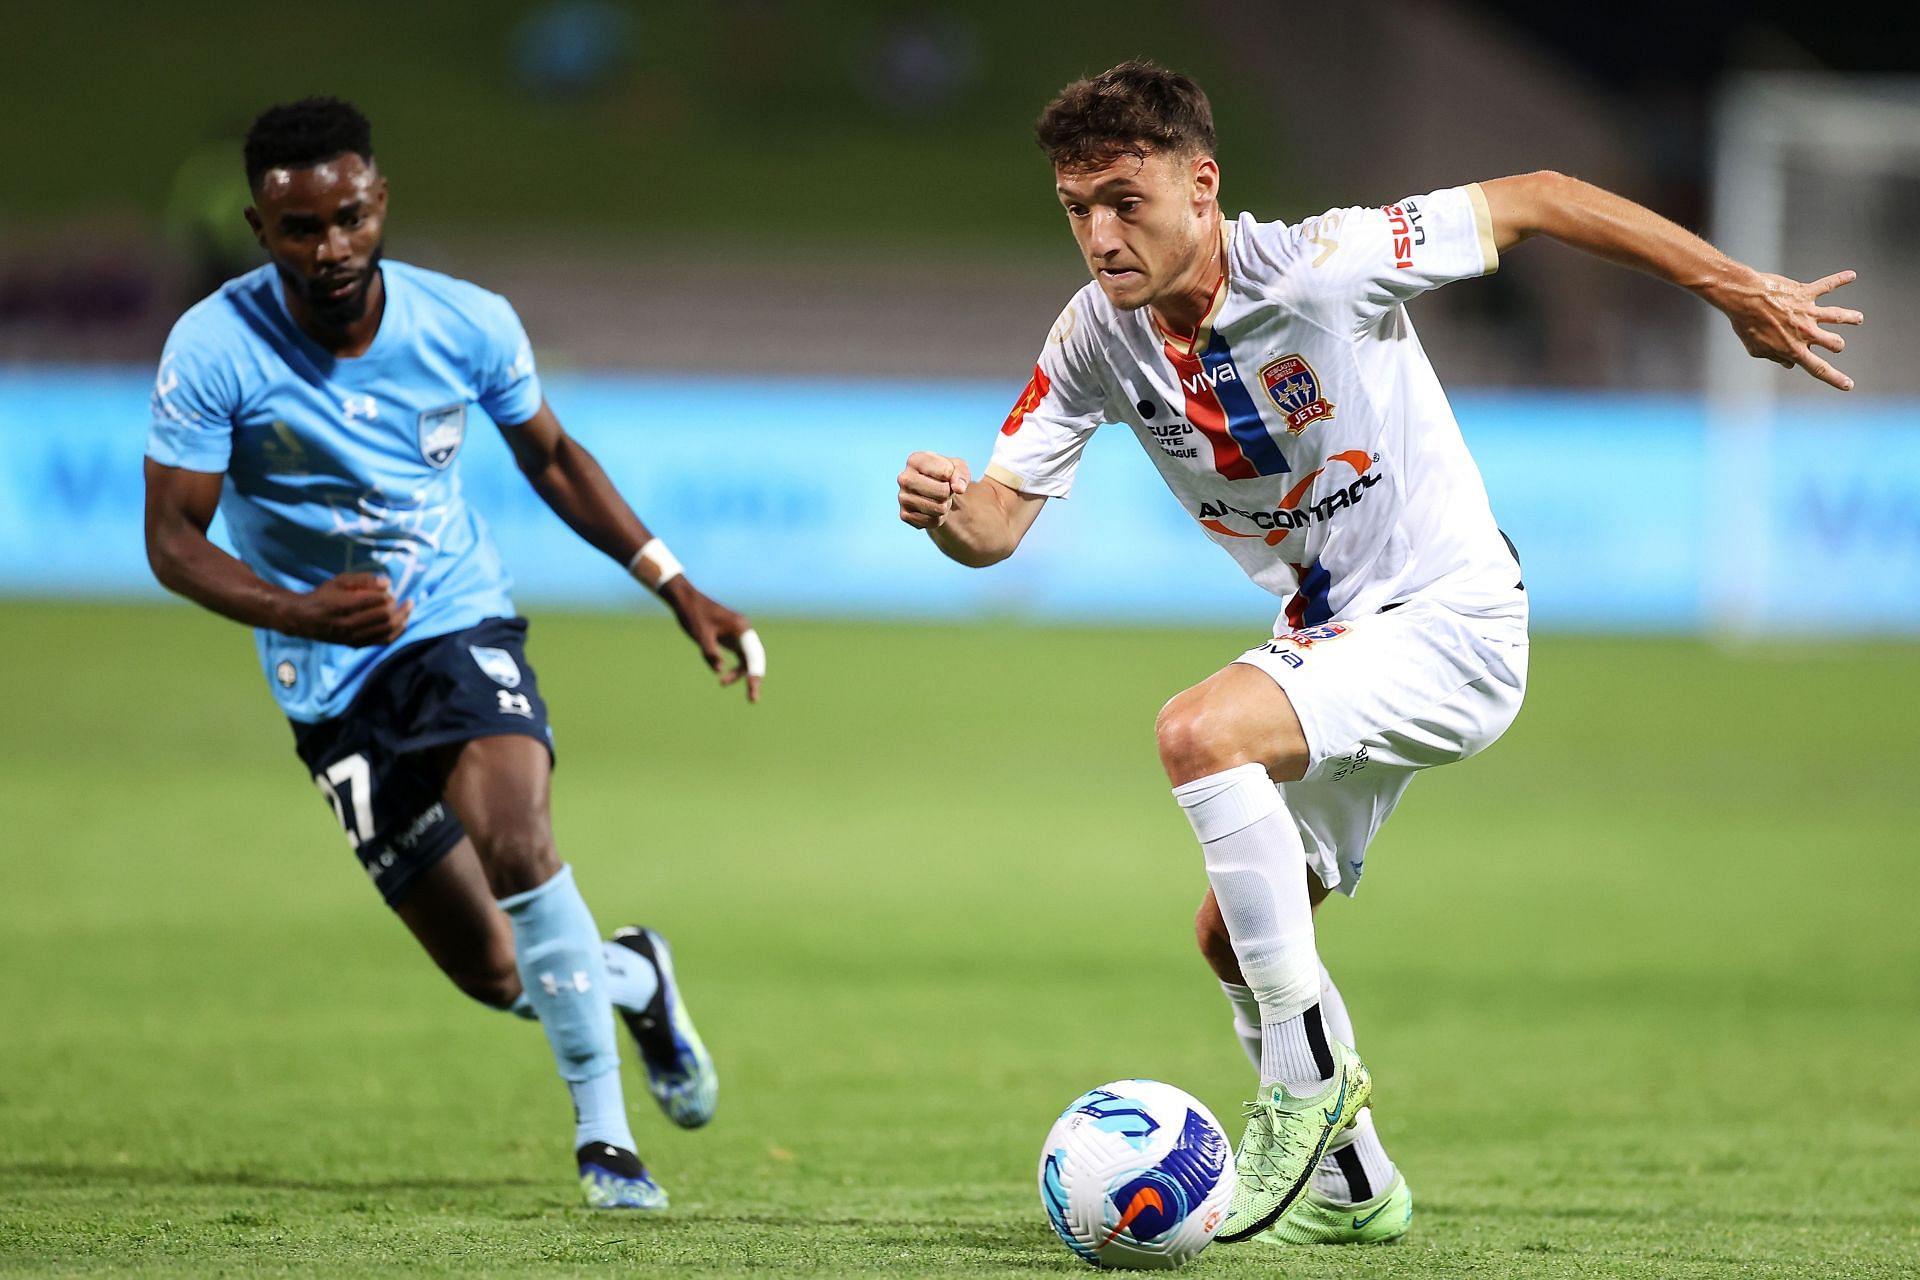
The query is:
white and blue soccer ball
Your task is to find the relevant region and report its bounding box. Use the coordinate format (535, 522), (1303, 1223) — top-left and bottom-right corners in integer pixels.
(1037, 1079), (1235, 1270)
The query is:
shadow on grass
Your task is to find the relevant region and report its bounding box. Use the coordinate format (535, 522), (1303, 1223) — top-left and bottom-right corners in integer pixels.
(671, 1216), (1065, 1268)
(0, 1161), (546, 1195)
(1423, 1198), (1662, 1224)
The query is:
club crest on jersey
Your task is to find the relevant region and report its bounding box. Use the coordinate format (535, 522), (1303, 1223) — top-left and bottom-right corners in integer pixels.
(1259, 355), (1335, 434)
(469, 645), (522, 688)
(418, 403), (467, 469)
(1283, 622), (1349, 646)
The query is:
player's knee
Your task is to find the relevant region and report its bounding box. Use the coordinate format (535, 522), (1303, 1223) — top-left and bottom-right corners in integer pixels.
(473, 825), (561, 898)
(1155, 688), (1243, 782)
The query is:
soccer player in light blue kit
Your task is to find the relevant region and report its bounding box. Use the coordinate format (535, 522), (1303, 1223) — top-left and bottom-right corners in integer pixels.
(144, 98), (756, 1210)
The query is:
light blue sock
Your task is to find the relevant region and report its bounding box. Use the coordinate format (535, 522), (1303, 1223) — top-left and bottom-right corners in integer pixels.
(502, 945), (653, 1016)
(497, 864), (634, 1152)
(601, 941), (661, 1012)
(568, 1067), (631, 1155)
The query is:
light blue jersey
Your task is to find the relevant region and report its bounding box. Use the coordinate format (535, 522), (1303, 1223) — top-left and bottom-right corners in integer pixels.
(147, 261), (543, 722)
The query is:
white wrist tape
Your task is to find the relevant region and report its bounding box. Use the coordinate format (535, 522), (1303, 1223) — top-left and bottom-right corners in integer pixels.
(627, 537), (684, 592)
(739, 628), (767, 679)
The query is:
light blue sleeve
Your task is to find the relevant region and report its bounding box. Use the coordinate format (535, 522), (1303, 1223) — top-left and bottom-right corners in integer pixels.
(476, 293), (543, 426)
(146, 320), (239, 474)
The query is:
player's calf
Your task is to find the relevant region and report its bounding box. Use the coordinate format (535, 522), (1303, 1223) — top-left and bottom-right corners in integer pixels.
(1195, 891), (1244, 982)
(449, 962), (524, 1012)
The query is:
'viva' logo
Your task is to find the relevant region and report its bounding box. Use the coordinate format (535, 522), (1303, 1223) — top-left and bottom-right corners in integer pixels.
(1180, 363), (1239, 394)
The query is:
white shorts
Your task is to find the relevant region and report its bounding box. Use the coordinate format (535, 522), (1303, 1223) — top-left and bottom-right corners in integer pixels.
(1231, 599), (1529, 897)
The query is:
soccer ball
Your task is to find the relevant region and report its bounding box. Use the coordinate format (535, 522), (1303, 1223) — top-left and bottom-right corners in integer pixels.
(1037, 1079), (1235, 1269)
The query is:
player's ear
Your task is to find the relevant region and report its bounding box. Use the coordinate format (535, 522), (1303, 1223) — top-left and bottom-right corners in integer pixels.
(1190, 155), (1220, 212)
(243, 205), (265, 246)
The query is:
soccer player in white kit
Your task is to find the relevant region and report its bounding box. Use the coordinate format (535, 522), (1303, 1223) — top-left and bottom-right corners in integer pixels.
(896, 61), (1862, 1246)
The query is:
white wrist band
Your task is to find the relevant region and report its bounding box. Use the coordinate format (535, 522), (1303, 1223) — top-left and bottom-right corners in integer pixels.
(627, 537), (685, 592)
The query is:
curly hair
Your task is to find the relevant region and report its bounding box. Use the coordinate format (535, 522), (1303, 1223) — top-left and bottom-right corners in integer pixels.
(1035, 60), (1216, 171)
(243, 97), (374, 189)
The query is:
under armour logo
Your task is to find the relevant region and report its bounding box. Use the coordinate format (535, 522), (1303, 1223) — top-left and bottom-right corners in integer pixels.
(540, 970), (591, 996)
(341, 395), (378, 421)
(497, 690), (533, 718)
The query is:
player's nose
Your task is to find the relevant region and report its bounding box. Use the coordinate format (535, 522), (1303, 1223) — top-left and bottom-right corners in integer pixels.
(316, 227), (353, 264)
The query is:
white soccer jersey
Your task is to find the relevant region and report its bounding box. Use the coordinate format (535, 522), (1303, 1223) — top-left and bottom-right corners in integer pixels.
(987, 184), (1523, 628)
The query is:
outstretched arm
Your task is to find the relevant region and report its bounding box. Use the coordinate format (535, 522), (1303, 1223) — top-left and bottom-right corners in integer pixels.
(144, 458), (409, 645)
(1480, 170), (1864, 390)
(498, 400), (762, 701)
(897, 452), (1047, 567)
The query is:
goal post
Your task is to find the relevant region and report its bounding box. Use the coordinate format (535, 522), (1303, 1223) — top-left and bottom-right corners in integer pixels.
(1705, 73), (1920, 637)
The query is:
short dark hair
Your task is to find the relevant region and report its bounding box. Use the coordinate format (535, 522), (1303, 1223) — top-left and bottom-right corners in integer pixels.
(243, 97), (374, 190)
(1035, 60), (1216, 171)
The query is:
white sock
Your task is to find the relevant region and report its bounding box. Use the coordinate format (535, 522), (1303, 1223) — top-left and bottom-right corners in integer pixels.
(1315, 1108), (1397, 1204)
(1260, 1003), (1336, 1093)
(1312, 964), (1398, 1203)
(1317, 961), (1354, 1045)
(1220, 981), (1262, 1069)
(1174, 763), (1322, 1089)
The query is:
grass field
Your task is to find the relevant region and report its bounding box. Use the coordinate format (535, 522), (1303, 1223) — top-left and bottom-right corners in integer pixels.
(2, 601), (1917, 1277)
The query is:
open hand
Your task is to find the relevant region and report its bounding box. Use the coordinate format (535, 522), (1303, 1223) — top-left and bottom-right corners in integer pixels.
(1720, 268), (1863, 391)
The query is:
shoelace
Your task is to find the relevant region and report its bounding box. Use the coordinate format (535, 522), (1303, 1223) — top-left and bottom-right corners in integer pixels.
(1233, 1099), (1319, 1191)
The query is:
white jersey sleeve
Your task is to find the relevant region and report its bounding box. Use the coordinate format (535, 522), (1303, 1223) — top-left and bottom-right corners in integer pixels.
(984, 293), (1110, 498)
(1252, 183), (1499, 333)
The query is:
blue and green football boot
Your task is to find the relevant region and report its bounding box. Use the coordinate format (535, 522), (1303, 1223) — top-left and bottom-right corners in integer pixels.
(576, 1142), (669, 1210)
(610, 926), (718, 1129)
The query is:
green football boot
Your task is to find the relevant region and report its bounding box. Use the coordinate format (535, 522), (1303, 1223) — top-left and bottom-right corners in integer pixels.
(1215, 1040), (1372, 1243)
(1256, 1172), (1412, 1245)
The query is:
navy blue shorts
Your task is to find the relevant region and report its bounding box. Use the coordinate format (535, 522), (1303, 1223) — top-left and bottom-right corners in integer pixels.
(290, 616), (553, 907)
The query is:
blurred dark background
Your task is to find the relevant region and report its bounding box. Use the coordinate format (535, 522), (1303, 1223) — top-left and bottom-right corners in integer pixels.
(6, 0), (1917, 385)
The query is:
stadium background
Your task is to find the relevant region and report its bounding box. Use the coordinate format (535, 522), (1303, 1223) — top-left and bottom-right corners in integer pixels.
(4, 3), (1917, 1276)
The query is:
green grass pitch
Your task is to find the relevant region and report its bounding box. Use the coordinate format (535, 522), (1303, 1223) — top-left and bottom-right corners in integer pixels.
(2, 601), (1916, 1277)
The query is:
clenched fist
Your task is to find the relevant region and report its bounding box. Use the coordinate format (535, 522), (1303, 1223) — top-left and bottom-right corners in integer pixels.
(897, 452), (971, 529)
(284, 572), (412, 646)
